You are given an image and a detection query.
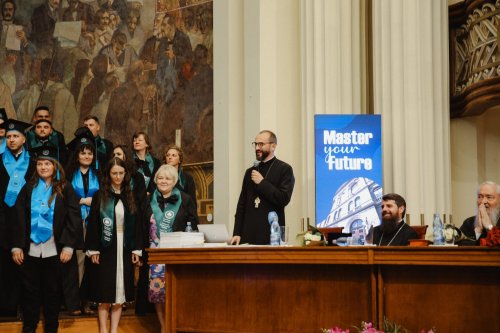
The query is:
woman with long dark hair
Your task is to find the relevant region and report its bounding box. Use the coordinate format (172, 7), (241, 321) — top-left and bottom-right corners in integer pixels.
(12, 145), (82, 333)
(65, 132), (101, 315)
(85, 157), (143, 333)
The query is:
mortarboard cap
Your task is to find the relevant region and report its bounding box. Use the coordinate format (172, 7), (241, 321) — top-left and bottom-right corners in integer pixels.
(31, 144), (59, 161)
(0, 108), (7, 123)
(4, 119), (31, 135)
(67, 126), (96, 151)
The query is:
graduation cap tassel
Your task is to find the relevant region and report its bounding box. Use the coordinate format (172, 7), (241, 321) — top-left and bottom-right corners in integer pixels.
(57, 146), (60, 180)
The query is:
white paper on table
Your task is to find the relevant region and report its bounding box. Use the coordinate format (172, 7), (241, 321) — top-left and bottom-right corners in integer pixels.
(5, 25), (22, 51)
(53, 21), (82, 43)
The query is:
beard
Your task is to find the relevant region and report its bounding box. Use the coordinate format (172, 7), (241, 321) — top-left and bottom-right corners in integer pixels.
(489, 206), (500, 226)
(380, 216), (400, 234)
(255, 149), (270, 162)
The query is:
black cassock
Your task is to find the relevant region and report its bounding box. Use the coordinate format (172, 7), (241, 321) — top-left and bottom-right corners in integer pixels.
(233, 157), (295, 245)
(372, 221), (418, 246)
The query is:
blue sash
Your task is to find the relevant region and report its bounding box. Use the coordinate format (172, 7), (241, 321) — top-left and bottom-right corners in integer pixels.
(72, 169), (100, 223)
(30, 179), (55, 244)
(0, 139), (6, 155)
(3, 148), (30, 207)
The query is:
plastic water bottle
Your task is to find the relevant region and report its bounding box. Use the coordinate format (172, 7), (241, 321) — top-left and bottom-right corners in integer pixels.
(185, 222), (193, 233)
(432, 213), (444, 245)
(268, 211), (280, 246)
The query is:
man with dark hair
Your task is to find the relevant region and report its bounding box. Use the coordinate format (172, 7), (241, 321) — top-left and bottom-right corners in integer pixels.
(372, 193), (418, 246)
(459, 181), (500, 245)
(82, 116), (112, 168)
(0, 119), (35, 317)
(231, 130), (295, 245)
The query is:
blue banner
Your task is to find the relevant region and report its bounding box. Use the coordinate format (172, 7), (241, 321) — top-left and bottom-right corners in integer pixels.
(315, 115), (383, 239)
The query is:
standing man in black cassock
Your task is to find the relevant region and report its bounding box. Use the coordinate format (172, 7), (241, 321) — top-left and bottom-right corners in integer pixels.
(231, 130), (295, 245)
(0, 119), (35, 317)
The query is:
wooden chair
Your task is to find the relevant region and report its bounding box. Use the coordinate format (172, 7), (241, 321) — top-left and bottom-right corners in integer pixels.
(318, 227), (343, 241)
(410, 225), (428, 240)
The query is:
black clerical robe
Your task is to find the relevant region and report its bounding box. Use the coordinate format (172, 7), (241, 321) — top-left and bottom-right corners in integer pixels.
(233, 157), (295, 245)
(372, 221), (417, 246)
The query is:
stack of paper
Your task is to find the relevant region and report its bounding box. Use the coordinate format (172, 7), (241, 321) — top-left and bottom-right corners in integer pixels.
(159, 231), (205, 248)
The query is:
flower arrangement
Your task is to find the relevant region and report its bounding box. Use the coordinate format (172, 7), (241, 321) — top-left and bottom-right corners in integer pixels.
(298, 225), (325, 246)
(321, 318), (435, 333)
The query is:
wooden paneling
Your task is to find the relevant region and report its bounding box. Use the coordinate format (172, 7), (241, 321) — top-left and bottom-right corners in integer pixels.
(149, 247), (500, 333)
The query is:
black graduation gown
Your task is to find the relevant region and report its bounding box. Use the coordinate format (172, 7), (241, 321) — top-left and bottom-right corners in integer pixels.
(0, 151), (35, 313)
(176, 169), (197, 210)
(233, 157), (295, 245)
(134, 155), (161, 195)
(0, 154), (36, 249)
(85, 190), (143, 303)
(12, 183), (84, 252)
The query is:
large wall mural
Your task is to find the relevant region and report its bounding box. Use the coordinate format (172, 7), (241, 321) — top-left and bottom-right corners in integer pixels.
(0, 0), (213, 221)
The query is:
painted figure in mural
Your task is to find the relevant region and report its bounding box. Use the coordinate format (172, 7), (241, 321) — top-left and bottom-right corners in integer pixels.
(62, 0), (94, 25)
(95, 30), (138, 83)
(37, 58), (78, 139)
(372, 193), (418, 246)
(89, 72), (120, 136)
(119, 9), (145, 54)
(79, 53), (109, 124)
(182, 43), (212, 158)
(30, 0), (61, 59)
(69, 58), (93, 118)
(105, 60), (145, 145)
(231, 130), (295, 245)
(93, 9), (114, 53)
(1, 0), (37, 92)
(100, 0), (128, 22)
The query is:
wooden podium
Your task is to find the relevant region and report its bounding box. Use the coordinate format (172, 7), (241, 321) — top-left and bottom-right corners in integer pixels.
(148, 246), (500, 333)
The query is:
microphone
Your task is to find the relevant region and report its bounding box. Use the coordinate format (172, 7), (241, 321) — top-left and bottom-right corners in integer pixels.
(253, 160), (260, 169)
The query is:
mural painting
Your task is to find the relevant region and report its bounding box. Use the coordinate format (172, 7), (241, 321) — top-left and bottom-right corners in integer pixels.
(0, 0), (213, 221)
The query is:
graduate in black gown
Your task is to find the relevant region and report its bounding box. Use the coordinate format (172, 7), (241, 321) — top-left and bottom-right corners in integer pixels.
(372, 193), (418, 246)
(132, 131), (161, 196)
(0, 119), (35, 317)
(65, 129), (102, 315)
(231, 130), (295, 245)
(12, 145), (83, 333)
(162, 144), (197, 209)
(85, 158), (143, 333)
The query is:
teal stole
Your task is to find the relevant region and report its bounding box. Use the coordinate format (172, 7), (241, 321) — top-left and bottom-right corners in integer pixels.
(99, 191), (136, 248)
(30, 179), (55, 244)
(72, 169), (100, 223)
(95, 136), (107, 169)
(3, 148), (30, 207)
(26, 130), (59, 149)
(151, 188), (181, 238)
(135, 152), (155, 188)
(0, 139), (5, 155)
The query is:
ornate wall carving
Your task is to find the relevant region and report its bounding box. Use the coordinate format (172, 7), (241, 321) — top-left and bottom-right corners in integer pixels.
(450, 0), (500, 117)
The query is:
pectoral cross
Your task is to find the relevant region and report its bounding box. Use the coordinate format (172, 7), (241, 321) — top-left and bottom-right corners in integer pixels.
(254, 196), (260, 208)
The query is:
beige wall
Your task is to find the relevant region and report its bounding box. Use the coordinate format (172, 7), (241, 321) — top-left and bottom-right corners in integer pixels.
(451, 109), (500, 224)
(214, 0), (303, 241)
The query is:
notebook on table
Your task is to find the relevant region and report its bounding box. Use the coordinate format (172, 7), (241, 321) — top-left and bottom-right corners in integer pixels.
(198, 224), (231, 244)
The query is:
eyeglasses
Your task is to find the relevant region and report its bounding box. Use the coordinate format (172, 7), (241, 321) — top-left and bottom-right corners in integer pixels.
(251, 142), (273, 148)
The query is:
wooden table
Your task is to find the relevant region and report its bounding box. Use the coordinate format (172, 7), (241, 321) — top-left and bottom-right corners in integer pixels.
(147, 246), (500, 333)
